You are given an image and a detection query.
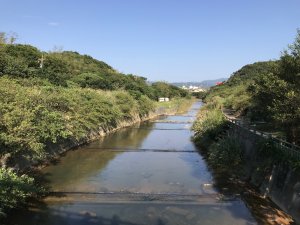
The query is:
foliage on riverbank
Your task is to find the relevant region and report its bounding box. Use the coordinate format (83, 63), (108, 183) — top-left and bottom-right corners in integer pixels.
(0, 34), (191, 165)
(203, 30), (300, 144)
(0, 77), (156, 164)
(193, 100), (299, 176)
(0, 34), (191, 217)
(193, 101), (228, 146)
(0, 168), (44, 219)
(156, 96), (194, 114)
(192, 100), (244, 175)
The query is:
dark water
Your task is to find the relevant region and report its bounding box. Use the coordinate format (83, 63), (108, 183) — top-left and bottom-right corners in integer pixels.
(9, 102), (257, 225)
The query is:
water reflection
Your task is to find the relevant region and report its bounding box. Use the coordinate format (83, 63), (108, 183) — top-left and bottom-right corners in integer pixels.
(87, 122), (155, 150)
(43, 150), (118, 191)
(6, 101), (258, 225)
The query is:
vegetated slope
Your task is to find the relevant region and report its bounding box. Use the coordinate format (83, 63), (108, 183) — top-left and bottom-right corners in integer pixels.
(204, 30), (300, 144)
(0, 40), (190, 164)
(0, 43), (188, 100)
(193, 31), (300, 224)
(0, 37), (190, 218)
(205, 61), (277, 113)
(0, 77), (155, 163)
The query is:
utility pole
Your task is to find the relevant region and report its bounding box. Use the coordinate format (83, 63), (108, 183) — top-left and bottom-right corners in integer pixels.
(38, 54), (45, 68)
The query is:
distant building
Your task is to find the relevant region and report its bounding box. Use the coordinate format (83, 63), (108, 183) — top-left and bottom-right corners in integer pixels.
(180, 85), (205, 93)
(158, 97), (170, 102)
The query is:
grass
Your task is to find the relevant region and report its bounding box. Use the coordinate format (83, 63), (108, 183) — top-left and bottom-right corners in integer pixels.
(156, 97), (196, 114)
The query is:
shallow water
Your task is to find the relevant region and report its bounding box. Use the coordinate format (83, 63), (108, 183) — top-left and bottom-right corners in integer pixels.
(9, 101), (257, 225)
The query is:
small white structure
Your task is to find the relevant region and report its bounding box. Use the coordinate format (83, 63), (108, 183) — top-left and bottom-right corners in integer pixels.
(158, 97), (170, 102)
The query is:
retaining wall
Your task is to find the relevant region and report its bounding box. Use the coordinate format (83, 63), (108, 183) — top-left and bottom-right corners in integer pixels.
(228, 123), (300, 223)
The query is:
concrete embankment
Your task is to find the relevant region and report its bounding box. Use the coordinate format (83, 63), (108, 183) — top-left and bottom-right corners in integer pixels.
(227, 123), (300, 224)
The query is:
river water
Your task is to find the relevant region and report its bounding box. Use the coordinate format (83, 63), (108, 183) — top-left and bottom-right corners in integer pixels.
(10, 101), (257, 225)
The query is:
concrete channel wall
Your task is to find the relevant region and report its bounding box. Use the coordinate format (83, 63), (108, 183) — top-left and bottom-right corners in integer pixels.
(227, 122), (300, 223)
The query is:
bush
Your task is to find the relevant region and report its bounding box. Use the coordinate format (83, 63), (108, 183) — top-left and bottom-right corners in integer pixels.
(208, 137), (243, 170)
(71, 72), (104, 89)
(137, 95), (155, 117)
(0, 168), (41, 218)
(193, 106), (228, 145)
(0, 77), (159, 162)
(114, 91), (138, 119)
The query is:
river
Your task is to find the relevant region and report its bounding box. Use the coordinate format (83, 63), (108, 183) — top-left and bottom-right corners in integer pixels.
(9, 101), (257, 225)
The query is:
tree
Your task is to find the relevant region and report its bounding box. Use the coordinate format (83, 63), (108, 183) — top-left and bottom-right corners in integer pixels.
(0, 32), (7, 45)
(251, 30), (300, 143)
(0, 32), (18, 45)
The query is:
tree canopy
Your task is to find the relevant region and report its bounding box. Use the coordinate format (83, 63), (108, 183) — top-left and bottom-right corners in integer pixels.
(204, 30), (300, 144)
(0, 36), (188, 100)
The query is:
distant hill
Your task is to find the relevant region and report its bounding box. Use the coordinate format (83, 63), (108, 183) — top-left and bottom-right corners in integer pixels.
(171, 78), (227, 88)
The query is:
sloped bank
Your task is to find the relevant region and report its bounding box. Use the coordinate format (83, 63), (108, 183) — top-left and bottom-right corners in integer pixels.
(192, 103), (298, 224)
(0, 82), (193, 219)
(4, 97), (194, 171)
(42, 98), (192, 168)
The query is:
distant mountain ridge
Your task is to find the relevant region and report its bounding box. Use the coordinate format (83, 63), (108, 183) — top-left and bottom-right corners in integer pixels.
(171, 78), (227, 88)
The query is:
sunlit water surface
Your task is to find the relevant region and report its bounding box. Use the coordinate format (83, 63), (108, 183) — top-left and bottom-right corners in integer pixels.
(9, 102), (257, 225)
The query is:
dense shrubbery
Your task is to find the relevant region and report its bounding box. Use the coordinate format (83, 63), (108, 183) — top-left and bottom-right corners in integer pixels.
(192, 101), (242, 171)
(193, 102), (228, 146)
(0, 77), (157, 162)
(0, 40), (189, 100)
(204, 30), (300, 144)
(0, 168), (43, 218)
(0, 33), (190, 164)
(192, 91), (207, 99)
(0, 36), (189, 216)
(205, 61), (276, 114)
(208, 137), (243, 171)
(249, 32), (300, 143)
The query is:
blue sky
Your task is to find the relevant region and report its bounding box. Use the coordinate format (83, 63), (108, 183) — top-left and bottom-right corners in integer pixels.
(1, 0), (300, 82)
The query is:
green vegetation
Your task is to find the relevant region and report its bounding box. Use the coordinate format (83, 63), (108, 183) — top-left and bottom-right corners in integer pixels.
(192, 101), (243, 173)
(155, 97), (194, 114)
(193, 30), (300, 190)
(0, 33), (189, 164)
(205, 61), (276, 114)
(0, 33), (188, 100)
(0, 32), (190, 216)
(191, 91), (207, 99)
(208, 137), (243, 171)
(0, 168), (43, 218)
(193, 101), (228, 145)
(203, 30), (300, 144)
(0, 77), (157, 163)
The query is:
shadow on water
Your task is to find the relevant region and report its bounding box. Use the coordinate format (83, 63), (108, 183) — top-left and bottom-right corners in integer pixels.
(196, 145), (295, 224)
(6, 200), (257, 225)
(6, 207), (145, 225)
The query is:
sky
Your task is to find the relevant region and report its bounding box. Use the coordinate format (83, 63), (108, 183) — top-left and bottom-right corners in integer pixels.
(1, 0), (300, 82)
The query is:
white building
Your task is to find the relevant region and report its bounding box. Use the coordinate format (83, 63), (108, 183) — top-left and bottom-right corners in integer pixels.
(158, 97), (170, 102)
